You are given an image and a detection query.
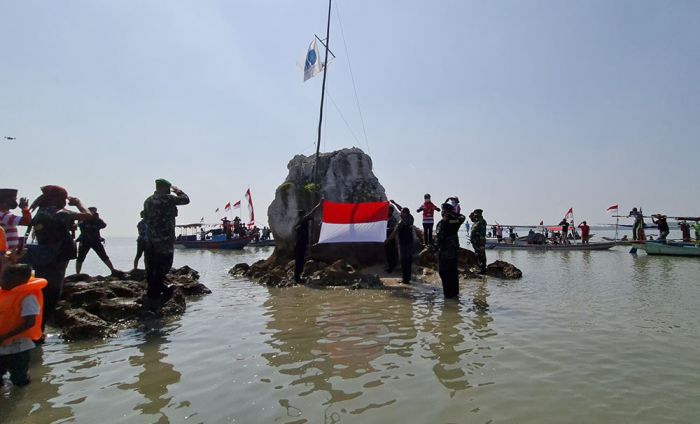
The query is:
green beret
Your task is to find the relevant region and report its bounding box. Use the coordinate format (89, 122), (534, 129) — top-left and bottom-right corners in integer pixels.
(155, 179), (172, 188)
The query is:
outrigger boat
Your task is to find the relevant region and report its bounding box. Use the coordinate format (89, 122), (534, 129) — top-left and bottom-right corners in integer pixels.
(485, 240), (616, 251)
(632, 241), (700, 257)
(174, 223), (252, 250)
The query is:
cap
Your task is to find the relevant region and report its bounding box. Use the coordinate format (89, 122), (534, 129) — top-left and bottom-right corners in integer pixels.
(155, 178), (172, 188)
(88, 207), (98, 213)
(441, 203), (454, 212)
(473, 208), (483, 215)
(0, 188), (18, 200)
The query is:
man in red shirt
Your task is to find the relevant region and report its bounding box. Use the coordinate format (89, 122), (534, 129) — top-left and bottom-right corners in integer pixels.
(416, 193), (440, 246)
(578, 221), (590, 244)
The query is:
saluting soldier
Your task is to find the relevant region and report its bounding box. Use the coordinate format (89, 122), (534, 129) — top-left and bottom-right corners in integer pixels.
(469, 209), (487, 274)
(434, 202), (466, 299)
(142, 179), (189, 307)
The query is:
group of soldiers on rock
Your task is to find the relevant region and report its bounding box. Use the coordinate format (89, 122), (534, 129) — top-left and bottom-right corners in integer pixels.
(293, 193), (488, 300)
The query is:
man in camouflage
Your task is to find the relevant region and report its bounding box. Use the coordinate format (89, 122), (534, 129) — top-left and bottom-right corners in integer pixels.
(143, 179), (189, 304)
(434, 202), (466, 299)
(470, 209), (487, 274)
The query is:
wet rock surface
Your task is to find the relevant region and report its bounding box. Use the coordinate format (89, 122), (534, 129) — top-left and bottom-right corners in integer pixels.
(231, 258), (382, 290)
(53, 267), (210, 341)
(485, 260), (523, 279)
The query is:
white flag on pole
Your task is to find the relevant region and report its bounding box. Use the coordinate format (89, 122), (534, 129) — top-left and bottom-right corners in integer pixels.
(304, 39), (322, 81)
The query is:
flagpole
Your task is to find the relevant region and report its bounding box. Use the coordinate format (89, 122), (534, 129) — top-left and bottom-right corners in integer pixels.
(313, 0), (332, 186)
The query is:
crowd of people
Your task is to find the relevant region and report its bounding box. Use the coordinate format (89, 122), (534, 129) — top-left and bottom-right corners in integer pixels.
(0, 180), (190, 387)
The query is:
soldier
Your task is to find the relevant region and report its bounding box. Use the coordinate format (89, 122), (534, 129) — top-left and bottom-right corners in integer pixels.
(384, 205), (398, 273)
(389, 200), (416, 284)
(293, 199), (323, 283)
(27, 185), (93, 327)
(75, 207), (116, 274)
(143, 179), (189, 307)
(469, 209), (487, 274)
(434, 202), (466, 299)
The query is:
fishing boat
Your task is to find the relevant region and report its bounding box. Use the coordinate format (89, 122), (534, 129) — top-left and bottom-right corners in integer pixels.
(485, 241), (616, 251)
(174, 224), (253, 250)
(635, 241), (700, 257)
(248, 239), (275, 248)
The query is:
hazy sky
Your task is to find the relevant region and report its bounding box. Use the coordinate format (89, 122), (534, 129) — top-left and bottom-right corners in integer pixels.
(1, 0), (698, 235)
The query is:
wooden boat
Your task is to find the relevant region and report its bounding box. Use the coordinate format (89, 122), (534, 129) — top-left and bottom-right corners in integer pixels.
(636, 241), (700, 257)
(247, 239), (275, 248)
(485, 241), (616, 251)
(175, 234), (252, 250)
(174, 223), (252, 250)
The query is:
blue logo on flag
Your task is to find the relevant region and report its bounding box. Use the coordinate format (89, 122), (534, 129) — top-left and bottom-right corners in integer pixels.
(306, 50), (317, 68)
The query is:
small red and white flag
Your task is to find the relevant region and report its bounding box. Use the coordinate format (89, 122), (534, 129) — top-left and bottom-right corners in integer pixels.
(233, 200), (241, 209)
(245, 189), (255, 225)
(224, 202), (232, 211)
(318, 201), (390, 244)
(606, 204), (619, 213)
(564, 207), (573, 220)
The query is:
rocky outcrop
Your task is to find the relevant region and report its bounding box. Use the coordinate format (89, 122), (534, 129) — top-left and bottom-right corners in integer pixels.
(230, 259), (382, 290)
(53, 267), (210, 341)
(416, 247), (479, 271)
(267, 148), (388, 267)
(485, 260), (523, 279)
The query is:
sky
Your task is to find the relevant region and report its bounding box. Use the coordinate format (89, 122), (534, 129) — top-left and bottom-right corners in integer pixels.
(1, 0), (698, 235)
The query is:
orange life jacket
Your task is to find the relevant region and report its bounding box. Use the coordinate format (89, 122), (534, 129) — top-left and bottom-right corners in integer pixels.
(0, 277), (47, 345)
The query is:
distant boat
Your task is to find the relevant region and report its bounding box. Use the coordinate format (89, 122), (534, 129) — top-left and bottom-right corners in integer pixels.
(247, 239), (275, 248)
(174, 223), (252, 250)
(485, 241), (616, 251)
(636, 241), (700, 257)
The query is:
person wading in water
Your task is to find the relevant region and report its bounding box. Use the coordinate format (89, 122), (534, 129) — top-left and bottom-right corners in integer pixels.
(435, 202), (466, 299)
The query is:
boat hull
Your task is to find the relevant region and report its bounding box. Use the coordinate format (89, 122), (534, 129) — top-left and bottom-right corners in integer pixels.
(639, 241), (700, 257)
(485, 241), (616, 251)
(175, 237), (252, 250)
(247, 240), (275, 248)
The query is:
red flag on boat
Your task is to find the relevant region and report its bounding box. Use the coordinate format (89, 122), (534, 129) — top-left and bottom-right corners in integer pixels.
(564, 207), (573, 220)
(224, 202), (232, 211)
(606, 204), (618, 212)
(318, 201), (390, 244)
(233, 200), (241, 209)
(245, 189), (255, 225)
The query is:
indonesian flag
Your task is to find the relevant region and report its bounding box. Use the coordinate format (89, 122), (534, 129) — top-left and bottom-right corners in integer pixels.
(233, 200), (241, 209)
(318, 201), (390, 244)
(224, 202), (232, 211)
(564, 207), (573, 220)
(245, 189), (255, 225)
(606, 204), (619, 213)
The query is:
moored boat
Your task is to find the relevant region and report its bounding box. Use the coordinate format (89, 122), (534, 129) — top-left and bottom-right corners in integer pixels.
(175, 234), (252, 250)
(485, 241), (616, 251)
(636, 241), (700, 257)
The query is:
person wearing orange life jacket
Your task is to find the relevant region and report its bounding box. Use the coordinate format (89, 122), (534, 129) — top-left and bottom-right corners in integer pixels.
(0, 264), (46, 387)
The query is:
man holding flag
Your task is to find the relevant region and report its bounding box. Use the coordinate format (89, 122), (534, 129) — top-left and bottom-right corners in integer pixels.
(294, 199), (324, 283)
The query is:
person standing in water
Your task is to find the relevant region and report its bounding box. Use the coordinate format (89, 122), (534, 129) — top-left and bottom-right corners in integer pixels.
(435, 203), (466, 298)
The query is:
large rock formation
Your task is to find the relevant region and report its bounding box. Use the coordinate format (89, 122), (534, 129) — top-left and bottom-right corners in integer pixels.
(53, 267), (210, 340)
(267, 148), (388, 266)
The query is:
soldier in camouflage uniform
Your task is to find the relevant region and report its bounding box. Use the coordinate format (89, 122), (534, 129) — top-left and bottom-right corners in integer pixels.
(469, 209), (487, 274)
(434, 202), (466, 299)
(143, 179), (189, 303)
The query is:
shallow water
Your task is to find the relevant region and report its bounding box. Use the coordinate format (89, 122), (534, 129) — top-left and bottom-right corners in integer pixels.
(1, 236), (699, 423)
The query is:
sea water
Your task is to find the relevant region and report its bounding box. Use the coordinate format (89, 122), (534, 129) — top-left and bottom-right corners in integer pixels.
(1, 234), (699, 423)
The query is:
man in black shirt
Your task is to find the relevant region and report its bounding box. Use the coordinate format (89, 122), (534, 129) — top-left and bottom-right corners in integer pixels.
(388, 203), (416, 284)
(75, 207), (116, 275)
(294, 200), (323, 283)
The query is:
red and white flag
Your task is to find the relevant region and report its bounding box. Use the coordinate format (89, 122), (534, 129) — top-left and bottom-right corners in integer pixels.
(233, 200), (241, 209)
(224, 202), (232, 211)
(245, 189), (255, 225)
(606, 204), (618, 213)
(564, 207), (573, 220)
(318, 201), (390, 244)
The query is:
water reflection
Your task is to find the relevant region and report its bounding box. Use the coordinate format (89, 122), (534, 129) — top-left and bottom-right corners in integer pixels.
(0, 346), (73, 423)
(118, 332), (181, 423)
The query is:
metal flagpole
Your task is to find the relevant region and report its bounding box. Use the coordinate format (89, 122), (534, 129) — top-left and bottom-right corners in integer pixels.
(313, 0), (332, 186)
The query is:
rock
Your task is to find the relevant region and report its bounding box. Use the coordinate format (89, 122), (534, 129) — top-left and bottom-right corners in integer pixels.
(54, 307), (115, 340)
(229, 263), (250, 276)
(307, 259), (382, 288)
(458, 248), (478, 270)
(52, 266), (209, 341)
(485, 260), (523, 279)
(416, 248), (437, 268)
(267, 148), (388, 267)
(301, 259), (327, 277)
